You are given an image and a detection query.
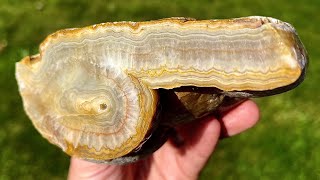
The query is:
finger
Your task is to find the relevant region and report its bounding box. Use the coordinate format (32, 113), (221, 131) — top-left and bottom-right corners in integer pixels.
(176, 116), (221, 155)
(158, 117), (221, 178)
(152, 100), (259, 178)
(219, 100), (260, 138)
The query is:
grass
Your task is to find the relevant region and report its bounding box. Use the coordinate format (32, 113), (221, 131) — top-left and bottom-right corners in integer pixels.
(0, 0), (319, 179)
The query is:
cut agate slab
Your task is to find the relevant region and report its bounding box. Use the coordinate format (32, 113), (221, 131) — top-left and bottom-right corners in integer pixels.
(15, 16), (307, 164)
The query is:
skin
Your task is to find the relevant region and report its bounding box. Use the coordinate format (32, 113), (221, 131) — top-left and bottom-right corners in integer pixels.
(68, 100), (260, 180)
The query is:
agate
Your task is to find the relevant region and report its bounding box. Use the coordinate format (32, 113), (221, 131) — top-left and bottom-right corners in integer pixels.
(15, 16), (307, 164)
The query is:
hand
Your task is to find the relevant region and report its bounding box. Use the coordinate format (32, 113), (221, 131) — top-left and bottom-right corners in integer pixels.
(68, 100), (259, 180)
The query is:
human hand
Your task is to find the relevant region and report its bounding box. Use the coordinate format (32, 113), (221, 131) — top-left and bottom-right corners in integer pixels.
(68, 100), (259, 180)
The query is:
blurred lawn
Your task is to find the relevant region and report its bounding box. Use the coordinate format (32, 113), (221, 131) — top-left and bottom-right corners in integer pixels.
(0, 0), (319, 179)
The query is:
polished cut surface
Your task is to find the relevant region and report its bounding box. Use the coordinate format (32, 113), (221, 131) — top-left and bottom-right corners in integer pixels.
(15, 16), (307, 164)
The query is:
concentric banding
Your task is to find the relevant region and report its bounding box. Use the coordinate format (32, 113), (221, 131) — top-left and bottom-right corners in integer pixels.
(16, 41), (158, 160)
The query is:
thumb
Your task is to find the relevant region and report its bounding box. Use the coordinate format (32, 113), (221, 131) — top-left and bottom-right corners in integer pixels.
(68, 157), (121, 180)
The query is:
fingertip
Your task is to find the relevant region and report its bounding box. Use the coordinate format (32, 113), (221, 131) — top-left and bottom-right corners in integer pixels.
(220, 100), (260, 137)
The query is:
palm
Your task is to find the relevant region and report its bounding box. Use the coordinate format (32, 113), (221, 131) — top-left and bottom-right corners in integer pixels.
(68, 100), (259, 180)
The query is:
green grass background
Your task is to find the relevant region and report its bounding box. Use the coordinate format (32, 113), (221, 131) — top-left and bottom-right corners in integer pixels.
(0, 0), (319, 179)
